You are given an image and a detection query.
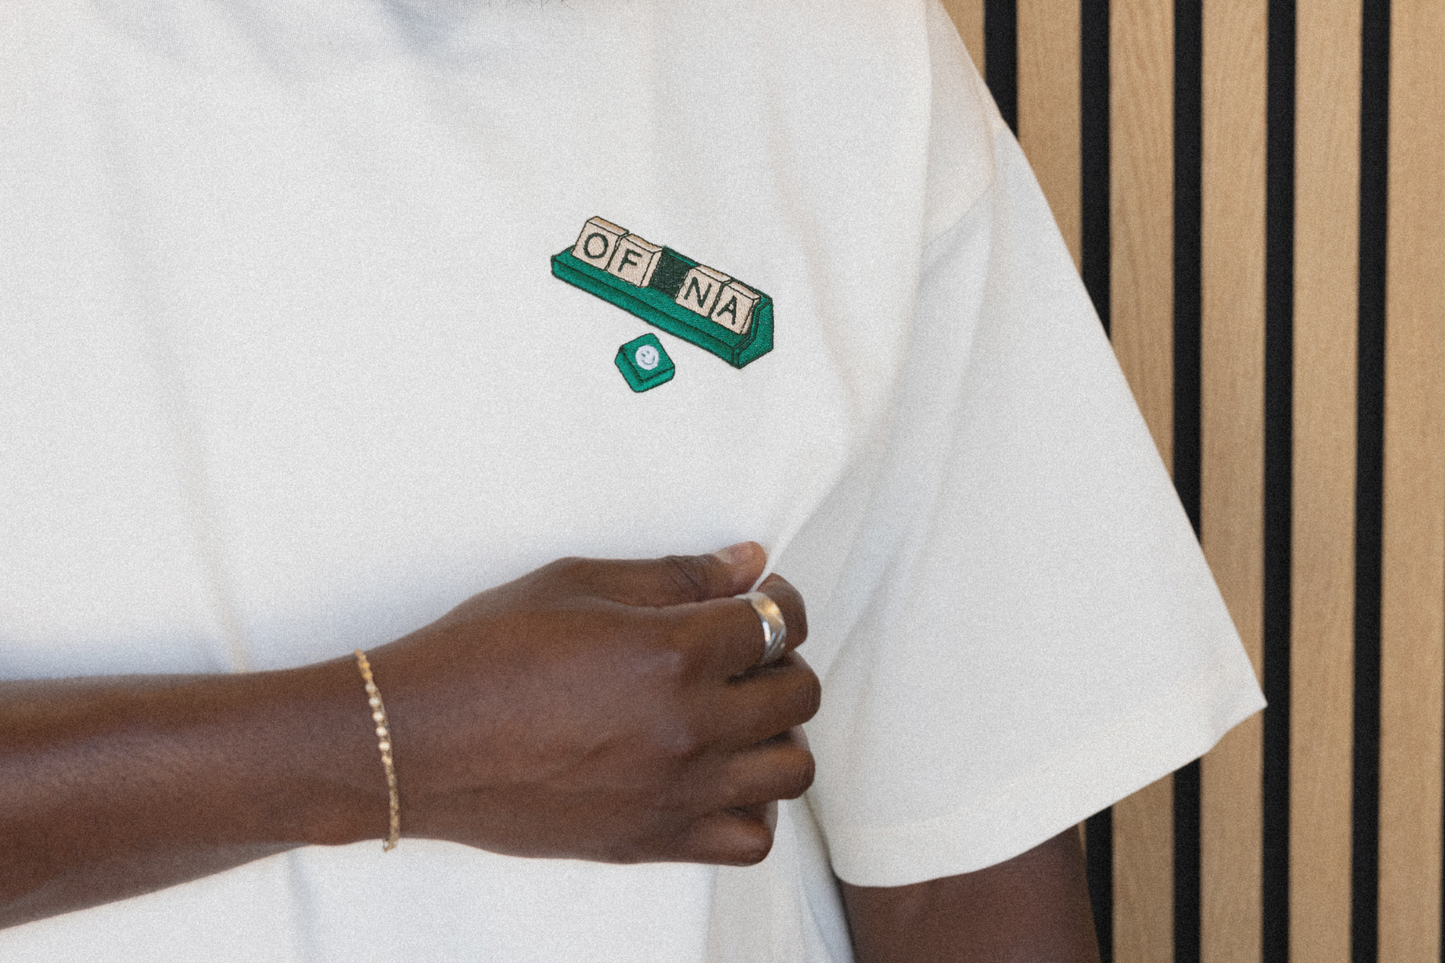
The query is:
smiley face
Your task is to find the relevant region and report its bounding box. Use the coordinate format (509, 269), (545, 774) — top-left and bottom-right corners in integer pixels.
(634, 344), (661, 370)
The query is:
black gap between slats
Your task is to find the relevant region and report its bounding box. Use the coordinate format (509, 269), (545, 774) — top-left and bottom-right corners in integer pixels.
(1262, 3), (1295, 962)
(1173, 2), (1204, 960)
(984, 0), (1018, 134)
(1079, 0), (1113, 957)
(1353, 3), (1389, 961)
(1081, 0), (1110, 342)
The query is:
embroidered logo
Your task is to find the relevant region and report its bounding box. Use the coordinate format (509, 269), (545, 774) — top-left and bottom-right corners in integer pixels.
(552, 217), (775, 370)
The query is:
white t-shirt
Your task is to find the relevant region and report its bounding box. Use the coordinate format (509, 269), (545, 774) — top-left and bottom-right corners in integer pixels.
(0, 1), (1265, 960)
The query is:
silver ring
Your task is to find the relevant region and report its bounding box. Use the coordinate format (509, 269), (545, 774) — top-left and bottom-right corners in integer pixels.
(736, 591), (787, 666)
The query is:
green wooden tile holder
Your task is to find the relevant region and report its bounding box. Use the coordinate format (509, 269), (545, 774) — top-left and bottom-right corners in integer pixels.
(552, 246), (773, 369)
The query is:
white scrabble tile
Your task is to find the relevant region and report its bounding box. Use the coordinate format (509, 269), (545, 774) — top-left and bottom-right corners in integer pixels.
(571, 216), (628, 271)
(710, 281), (760, 334)
(673, 264), (731, 317)
(606, 234), (663, 287)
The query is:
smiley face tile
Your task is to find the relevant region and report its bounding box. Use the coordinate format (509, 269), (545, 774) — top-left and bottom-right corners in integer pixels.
(614, 332), (675, 392)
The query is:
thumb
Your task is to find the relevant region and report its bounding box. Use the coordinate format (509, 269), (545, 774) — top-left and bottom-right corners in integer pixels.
(605, 541), (767, 607)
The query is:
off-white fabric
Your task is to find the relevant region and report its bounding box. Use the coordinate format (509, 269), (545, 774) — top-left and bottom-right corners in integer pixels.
(0, 1), (1264, 960)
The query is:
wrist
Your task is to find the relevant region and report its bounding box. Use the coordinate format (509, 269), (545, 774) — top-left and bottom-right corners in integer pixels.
(240, 658), (395, 849)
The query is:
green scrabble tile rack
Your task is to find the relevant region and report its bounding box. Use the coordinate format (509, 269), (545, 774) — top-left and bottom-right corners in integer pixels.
(552, 246), (773, 369)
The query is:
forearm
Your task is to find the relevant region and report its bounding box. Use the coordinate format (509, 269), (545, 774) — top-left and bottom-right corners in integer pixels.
(0, 545), (821, 929)
(841, 828), (1100, 963)
(0, 659), (381, 928)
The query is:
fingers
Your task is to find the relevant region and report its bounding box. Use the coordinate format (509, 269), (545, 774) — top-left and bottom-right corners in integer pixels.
(754, 573), (808, 657)
(671, 809), (776, 866)
(539, 546), (807, 677)
(721, 727), (815, 806)
(725, 801), (779, 835)
(560, 542), (767, 607)
(682, 573), (809, 678)
(702, 652), (820, 747)
(535, 547), (805, 677)
(667, 730), (813, 865)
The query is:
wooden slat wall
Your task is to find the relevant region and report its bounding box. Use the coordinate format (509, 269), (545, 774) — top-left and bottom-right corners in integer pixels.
(1199, 6), (1268, 963)
(1379, 3), (1445, 960)
(1291, 5), (1360, 963)
(1109, 3), (1177, 963)
(1017, 0), (1082, 266)
(938, 1), (1445, 960)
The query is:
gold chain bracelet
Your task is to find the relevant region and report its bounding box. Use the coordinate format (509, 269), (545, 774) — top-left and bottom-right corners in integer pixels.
(354, 650), (400, 851)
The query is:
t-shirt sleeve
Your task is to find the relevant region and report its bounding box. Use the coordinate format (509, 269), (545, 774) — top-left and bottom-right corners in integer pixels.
(777, 3), (1265, 888)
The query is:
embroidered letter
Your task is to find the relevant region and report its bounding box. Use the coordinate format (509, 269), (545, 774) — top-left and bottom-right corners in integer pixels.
(571, 216), (628, 271)
(583, 233), (610, 259)
(710, 281), (760, 335)
(606, 235), (663, 287)
(673, 264), (730, 317)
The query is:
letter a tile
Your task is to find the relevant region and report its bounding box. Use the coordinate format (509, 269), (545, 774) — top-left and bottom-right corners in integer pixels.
(710, 281), (760, 334)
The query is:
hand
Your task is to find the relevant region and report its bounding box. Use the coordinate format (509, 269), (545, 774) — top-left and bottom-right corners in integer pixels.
(366, 542), (817, 866)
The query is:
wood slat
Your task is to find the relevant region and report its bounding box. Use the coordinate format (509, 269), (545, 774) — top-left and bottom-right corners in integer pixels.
(1113, 775), (1175, 963)
(1289, 3), (1361, 962)
(1108, 0), (1175, 468)
(1107, 3), (1176, 961)
(1378, 1), (1445, 958)
(1199, 4), (1268, 963)
(1017, 0), (1081, 266)
(939, 0), (985, 75)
